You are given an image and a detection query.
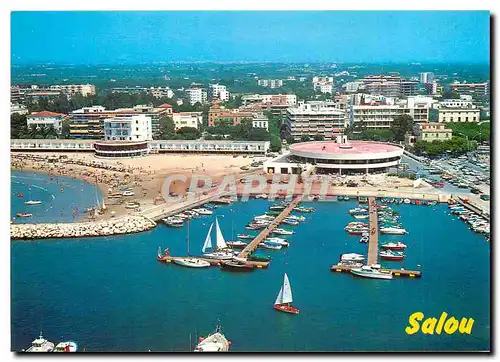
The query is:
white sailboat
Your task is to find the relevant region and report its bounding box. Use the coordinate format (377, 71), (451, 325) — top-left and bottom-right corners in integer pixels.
(174, 219), (211, 268)
(25, 185), (42, 205)
(273, 273), (299, 314)
(202, 218), (234, 260)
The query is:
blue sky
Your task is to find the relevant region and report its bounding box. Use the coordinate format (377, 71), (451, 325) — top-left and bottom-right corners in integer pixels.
(11, 11), (490, 65)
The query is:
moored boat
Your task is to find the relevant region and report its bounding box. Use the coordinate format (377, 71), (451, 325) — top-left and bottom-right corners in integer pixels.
(16, 212), (33, 218)
(273, 228), (293, 235)
(380, 242), (407, 250)
(259, 242), (282, 250)
(24, 332), (55, 352)
(53, 341), (78, 352)
(380, 227), (408, 235)
(341, 253), (365, 262)
(220, 260), (255, 272)
(350, 265), (393, 280)
(248, 254), (271, 262)
(192, 208), (213, 215)
(163, 216), (184, 228)
(226, 241), (248, 249)
(202, 218), (235, 260)
(237, 233), (254, 240)
(194, 321), (230, 352)
(293, 206), (315, 213)
(274, 273), (299, 315)
(25, 200), (42, 205)
(379, 250), (405, 261)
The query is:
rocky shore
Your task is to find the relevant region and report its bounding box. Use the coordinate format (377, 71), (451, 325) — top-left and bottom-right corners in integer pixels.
(11, 216), (157, 240)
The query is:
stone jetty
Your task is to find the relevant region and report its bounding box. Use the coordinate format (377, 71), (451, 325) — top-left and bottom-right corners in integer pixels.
(11, 216), (157, 240)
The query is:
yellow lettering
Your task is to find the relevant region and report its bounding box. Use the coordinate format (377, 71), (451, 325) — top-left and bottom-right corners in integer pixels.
(422, 318), (437, 335)
(459, 318), (474, 334)
(405, 312), (424, 335)
(435, 312), (448, 334)
(444, 317), (459, 334)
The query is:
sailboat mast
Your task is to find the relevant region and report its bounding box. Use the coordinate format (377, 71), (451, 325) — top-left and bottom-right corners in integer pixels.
(187, 218), (190, 256)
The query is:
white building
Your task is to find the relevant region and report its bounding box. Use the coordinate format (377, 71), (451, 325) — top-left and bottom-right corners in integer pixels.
(252, 113), (269, 131)
(257, 79), (283, 88)
(26, 111), (66, 133)
(439, 99), (474, 108)
(149, 87), (175, 99)
(312, 76), (334, 94)
(49, 84), (96, 97)
(438, 108), (480, 123)
(104, 115), (152, 141)
(185, 88), (207, 105)
(242, 94), (297, 106)
(420, 72), (435, 84)
(285, 101), (347, 140)
(11, 103), (29, 115)
(209, 84), (230, 101)
(172, 112), (203, 130)
(342, 81), (365, 93)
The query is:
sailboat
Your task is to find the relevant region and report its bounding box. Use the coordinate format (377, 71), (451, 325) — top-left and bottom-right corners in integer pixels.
(274, 273), (299, 315)
(173, 219), (211, 268)
(202, 218), (235, 260)
(25, 185), (42, 205)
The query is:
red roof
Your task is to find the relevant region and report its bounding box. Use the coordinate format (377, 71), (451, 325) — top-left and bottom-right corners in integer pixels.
(30, 111), (66, 117)
(159, 103), (172, 108)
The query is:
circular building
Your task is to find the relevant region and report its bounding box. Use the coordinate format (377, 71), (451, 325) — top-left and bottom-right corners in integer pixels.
(265, 139), (404, 175)
(94, 140), (149, 158)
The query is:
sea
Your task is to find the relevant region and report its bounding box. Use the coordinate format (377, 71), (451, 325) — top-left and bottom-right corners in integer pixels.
(10, 171), (490, 352)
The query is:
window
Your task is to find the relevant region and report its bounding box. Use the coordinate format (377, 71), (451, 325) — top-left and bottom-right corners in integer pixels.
(136, 127), (139, 131)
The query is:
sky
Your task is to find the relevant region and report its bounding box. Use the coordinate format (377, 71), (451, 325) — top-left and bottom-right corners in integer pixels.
(11, 11), (490, 65)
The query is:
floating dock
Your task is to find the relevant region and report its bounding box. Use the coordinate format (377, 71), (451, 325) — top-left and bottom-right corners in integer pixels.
(331, 196), (421, 279)
(158, 255), (270, 269)
(366, 197), (379, 265)
(330, 264), (421, 278)
(237, 195), (303, 259)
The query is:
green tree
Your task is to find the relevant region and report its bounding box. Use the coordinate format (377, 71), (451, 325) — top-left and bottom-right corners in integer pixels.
(270, 135), (282, 153)
(285, 135), (295, 144)
(156, 116), (175, 140)
(441, 90), (461, 99)
(300, 135), (310, 142)
(390, 115), (413, 142)
(11, 113), (27, 139)
(45, 125), (58, 139)
(61, 119), (71, 139)
(176, 126), (200, 140)
(313, 134), (324, 141)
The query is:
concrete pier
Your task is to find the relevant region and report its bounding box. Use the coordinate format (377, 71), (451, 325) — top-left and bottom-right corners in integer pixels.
(366, 197), (379, 266)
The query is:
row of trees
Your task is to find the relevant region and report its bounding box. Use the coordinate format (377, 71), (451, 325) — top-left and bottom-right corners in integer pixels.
(413, 137), (476, 157)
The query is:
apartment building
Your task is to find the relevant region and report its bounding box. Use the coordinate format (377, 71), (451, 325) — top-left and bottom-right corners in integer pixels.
(209, 84), (230, 102)
(285, 101), (346, 141)
(172, 112), (203, 130)
(104, 115), (152, 142)
(241, 94), (297, 106)
(419, 72), (435, 84)
(438, 108), (480, 123)
(26, 111), (66, 133)
(439, 99), (474, 108)
(416, 123), (452, 142)
(208, 106), (254, 127)
(251, 113), (269, 131)
(11, 103), (29, 115)
(362, 75), (418, 97)
(49, 84), (96, 97)
(449, 82), (489, 98)
(185, 88), (208, 105)
(312, 76), (334, 94)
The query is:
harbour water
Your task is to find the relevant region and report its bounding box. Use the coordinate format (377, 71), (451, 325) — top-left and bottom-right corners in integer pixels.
(11, 172), (490, 351)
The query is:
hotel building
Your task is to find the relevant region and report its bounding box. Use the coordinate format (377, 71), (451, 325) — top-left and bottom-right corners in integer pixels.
(185, 88), (208, 105)
(416, 123), (453, 142)
(26, 111), (66, 133)
(172, 112), (203, 130)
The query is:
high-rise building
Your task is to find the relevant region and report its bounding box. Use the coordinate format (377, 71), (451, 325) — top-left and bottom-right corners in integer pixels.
(185, 88), (208, 105)
(312, 76), (334, 94)
(257, 79), (283, 89)
(209, 84), (230, 102)
(104, 115), (152, 141)
(449, 82), (489, 99)
(420, 72), (435, 84)
(49, 84), (96, 97)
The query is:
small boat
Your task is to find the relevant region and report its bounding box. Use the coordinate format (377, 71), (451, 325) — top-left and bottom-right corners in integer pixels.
(269, 205), (286, 211)
(346, 228), (368, 235)
(194, 320), (230, 352)
(274, 273), (299, 315)
(122, 191), (135, 196)
(23, 332), (55, 352)
(173, 218), (211, 268)
(353, 214), (369, 219)
(226, 241), (248, 249)
(237, 234), (254, 240)
(294, 206), (315, 213)
(177, 212), (192, 220)
(273, 228), (293, 235)
(379, 250), (405, 261)
(220, 260), (254, 272)
(265, 239), (289, 247)
(358, 196), (368, 204)
(380, 227), (408, 235)
(259, 242), (282, 250)
(248, 254), (271, 262)
(349, 208), (367, 214)
(254, 215), (275, 221)
(163, 216), (184, 228)
(403, 198), (411, 204)
(24, 200), (42, 205)
(285, 215), (306, 222)
(266, 237), (288, 245)
(202, 218), (235, 260)
(344, 196), (350, 201)
(266, 211), (281, 216)
(341, 253), (365, 262)
(350, 265), (393, 280)
(359, 236), (369, 243)
(16, 212), (32, 218)
(246, 223), (266, 230)
(381, 242), (407, 250)
(281, 218), (299, 226)
(125, 201), (140, 209)
(53, 341), (78, 352)
(184, 210), (199, 218)
(192, 208), (213, 215)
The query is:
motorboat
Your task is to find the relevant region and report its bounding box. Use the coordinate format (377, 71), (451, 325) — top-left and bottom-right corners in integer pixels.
(282, 218), (299, 226)
(220, 260), (255, 272)
(349, 207), (367, 214)
(379, 250), (405, 261)
(285, 215), (305, 222)
(269, 205), (286, 211)
(237, 234), (254, 240)
(246, 223), (266, 230)
(274, 273), (299, 314)
(346, 228), (368, 235)
(266, 237), (288, 246)
(122, 191), (135, 196)
(163, 216), (184, 228)
(359, 236), (369, 243)
(264, 239), (289, 247)
(259, 242), (282, 250)
(24, 200), (42, 205)
(353, 214), (369, 219)
(15, 213), (33, 218)
(194, 321), (230, 352)
(23, 332), (55, 352)
(192, 208), (213, 215)
(53, 341), (78, 352)
(341, 253), (365, 262)
(248, 254), (271, 262)
(254, 215), (275, 221)
(226, 241), (248, 249)
(380, 227), (408, 235)
(177, 212), (192, 220)
(380, 242), (407, 250)
(273, 228), (293, 235)
(202, 218), (235, 260)
(350, 265), (393, 280)
(184, 210), (199, 218)
(173, 258), (211, 268)
(294, 206), (315, 213)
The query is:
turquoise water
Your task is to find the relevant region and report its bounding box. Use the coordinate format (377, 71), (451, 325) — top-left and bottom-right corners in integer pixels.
(11, 172), (490, 352)
(11, 170), (103, 224)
